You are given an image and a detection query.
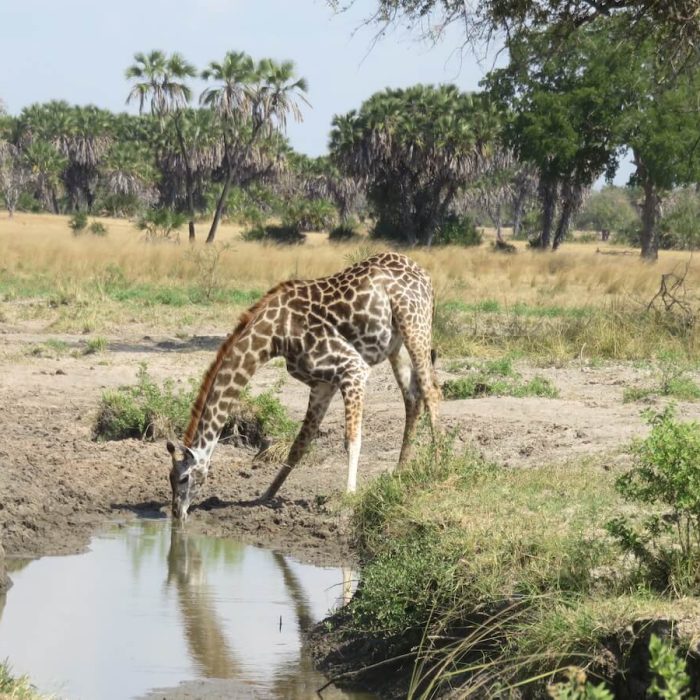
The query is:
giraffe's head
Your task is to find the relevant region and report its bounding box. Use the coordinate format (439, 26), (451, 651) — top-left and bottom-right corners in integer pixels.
(166, 441), (208, 520)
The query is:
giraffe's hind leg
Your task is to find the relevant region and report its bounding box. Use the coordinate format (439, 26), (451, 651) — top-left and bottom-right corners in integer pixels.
(339, 359), (371, 493)
(389, 343), (422, 469)
(392, 306), (441, 447)
(261, 382), (337, 501)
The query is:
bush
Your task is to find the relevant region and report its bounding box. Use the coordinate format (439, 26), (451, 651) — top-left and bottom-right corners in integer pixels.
(93, 364), (195, 441)
(442, 358), (559, 399)
(242, 224), (305, 245)
(575, 186), (639, 234)
(89, 221), (108, 236)
(93, 365), (297, 447)
(16, 191), (43, 213)
(606, 407), (700, 594)
(68, 211), (88, 234)
(329, 219), (360, 242)
(282, 198), (337, 232)
(136, 208), (186, 242)
(660, 189), (700, 250)
(435, 214), (482, 246)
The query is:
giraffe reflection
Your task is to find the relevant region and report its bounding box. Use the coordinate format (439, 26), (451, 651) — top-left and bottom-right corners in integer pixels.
(166, 526), (356, 694)
(166, 527), (239, 679)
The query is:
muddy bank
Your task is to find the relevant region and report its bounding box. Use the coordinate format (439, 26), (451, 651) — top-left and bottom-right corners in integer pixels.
(2, 326), (700, 568)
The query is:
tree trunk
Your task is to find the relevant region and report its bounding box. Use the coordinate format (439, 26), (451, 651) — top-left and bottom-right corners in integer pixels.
(537, 178), (557, 249)
(552, 182), (583, 250)
(206, 168), (234, 244)
(50, 185), (60, 215)
(640, 178), (660, 261)
(174, 117), (196, 243)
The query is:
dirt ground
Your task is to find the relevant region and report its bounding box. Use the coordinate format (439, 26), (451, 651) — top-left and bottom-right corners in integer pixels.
(2, 319), (700, 580)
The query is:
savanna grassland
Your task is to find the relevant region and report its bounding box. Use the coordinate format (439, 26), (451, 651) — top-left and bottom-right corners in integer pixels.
(4, 214), (700, 697)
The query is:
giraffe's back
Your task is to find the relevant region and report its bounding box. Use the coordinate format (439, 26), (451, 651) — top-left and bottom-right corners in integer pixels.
(271, 253), (434, 373)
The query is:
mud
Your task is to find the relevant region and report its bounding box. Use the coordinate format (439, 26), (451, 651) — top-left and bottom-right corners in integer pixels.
(2, 323), (699, 574)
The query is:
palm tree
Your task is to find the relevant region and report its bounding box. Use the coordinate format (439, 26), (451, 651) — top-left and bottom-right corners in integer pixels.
(331, 85), (494, 245)
(61, 106), (113, 212)
(200, 52), (309, 243)
(155, 108), (223, 212)
(126, 50), (198, 241)
(23, 141), (66, 213)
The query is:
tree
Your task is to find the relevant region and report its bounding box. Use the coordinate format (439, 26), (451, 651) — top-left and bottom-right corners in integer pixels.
(126, 50), (198, 241)
(22, 140), (66, 213)
(0, 141), (30, 217)
(485, 21), (635, 249)
(330, 85), (501, 246)
(341, 0), (700, 71)
(287, 154), (362, 223)
(624, 68), (700, 260)
(575, 186), (638, 235)
(200, 52), (309, 243)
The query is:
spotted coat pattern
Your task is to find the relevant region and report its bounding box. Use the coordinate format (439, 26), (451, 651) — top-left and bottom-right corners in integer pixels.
(167, 252), (441, 519)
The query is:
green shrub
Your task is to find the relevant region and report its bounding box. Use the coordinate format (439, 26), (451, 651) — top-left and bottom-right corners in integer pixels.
(89, 221), (108, 236)
(606, 407), (700, 594)
(575, 186), (639, 235)
(16, 191), (43, 213)
(660, 189), (700, 251)
(136, 208), (186, 242)
(68, 211), (88, 234)
(282, 198), (337, 232)
(93, 365), (297, 446)
(93, 364), (195, 441)
(623, 353), (700, 403)
(648, 633), (692, 699)
(435, 214), (482, 246)
(329, 219), (360, 242)
(242, 224), (305, 245)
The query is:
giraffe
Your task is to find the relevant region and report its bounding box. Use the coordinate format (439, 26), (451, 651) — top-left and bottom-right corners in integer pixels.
(167, 252), (441, 520)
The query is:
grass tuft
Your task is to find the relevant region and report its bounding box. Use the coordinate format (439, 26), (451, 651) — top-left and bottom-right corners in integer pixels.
(92, 364), (298, 449)
(442, 357), (558, 399)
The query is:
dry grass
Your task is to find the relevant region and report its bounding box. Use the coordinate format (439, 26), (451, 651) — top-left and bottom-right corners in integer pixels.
(1, 213), (698, 355)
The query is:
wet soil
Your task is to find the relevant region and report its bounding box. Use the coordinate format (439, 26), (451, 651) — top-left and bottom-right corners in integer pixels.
(2, 322), (700, 574)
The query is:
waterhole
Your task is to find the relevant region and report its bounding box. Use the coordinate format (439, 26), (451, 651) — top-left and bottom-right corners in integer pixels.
(0, 519), (373, 700)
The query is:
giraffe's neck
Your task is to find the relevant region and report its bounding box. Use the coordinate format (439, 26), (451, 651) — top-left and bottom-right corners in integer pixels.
(185, 328), (273, 460)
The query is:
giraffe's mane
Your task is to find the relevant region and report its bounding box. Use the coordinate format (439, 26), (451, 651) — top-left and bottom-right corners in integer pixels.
(183, 281), (292, 448)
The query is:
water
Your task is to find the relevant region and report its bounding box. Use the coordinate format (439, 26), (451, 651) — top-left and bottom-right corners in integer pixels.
(0, 520), (373, 700)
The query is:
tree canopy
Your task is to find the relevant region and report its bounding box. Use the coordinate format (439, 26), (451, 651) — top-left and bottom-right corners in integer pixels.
(330, 84), (502, 245)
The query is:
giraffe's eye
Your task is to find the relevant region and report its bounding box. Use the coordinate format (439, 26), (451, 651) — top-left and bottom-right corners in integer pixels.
(178, 474), (190, 485)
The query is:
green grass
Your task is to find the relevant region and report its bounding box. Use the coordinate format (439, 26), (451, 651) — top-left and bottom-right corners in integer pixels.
(442, 357), (559, 399)
(622, 354), (700, 403)
(26, 338), (70, 358)
(84, 336), (108, 355)
(0, 269), (262, 309)
(343, 439), (700, 696)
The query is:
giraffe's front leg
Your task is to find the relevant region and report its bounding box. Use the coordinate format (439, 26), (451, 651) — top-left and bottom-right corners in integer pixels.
(259, 382), (337, 502)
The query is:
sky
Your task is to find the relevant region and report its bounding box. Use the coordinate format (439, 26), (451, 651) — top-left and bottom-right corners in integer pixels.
(0, 0), (498, 154)
(0, 0), (631, 183)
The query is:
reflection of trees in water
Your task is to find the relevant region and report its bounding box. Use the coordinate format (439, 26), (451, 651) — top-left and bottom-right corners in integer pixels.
(124, 520), (169, 579)
(166, 527), (239, 679)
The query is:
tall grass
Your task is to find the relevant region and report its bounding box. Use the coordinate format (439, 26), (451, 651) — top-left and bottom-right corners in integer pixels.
(2, 212), (700, 360)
